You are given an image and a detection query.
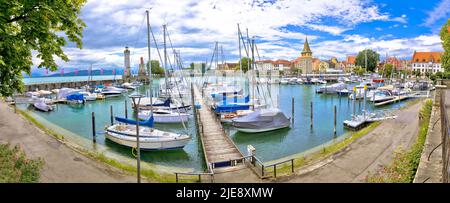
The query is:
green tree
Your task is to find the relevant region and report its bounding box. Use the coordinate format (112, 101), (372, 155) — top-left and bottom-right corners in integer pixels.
(355, 49), (380, 72)
(441, 18), (450, 72)
(147, 60), (165, 75)
(382, 64), (394, 78)
(189, 62), (194, 70)
(235, 57), (253, 73)
(0, 0), (87, 96)
(353, 66), (365, 76)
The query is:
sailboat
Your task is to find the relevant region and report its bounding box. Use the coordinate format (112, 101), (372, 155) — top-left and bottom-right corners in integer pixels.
(230, 34), (290, 133)
(138, 109), (189, 124)
(105, 11), (191, 150)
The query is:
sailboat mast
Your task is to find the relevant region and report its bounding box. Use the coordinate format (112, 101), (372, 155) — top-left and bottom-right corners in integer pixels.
(146, 10), (153, 115)
(163, 25), (169, 96)
(251, 38), (256, 111)
(238, 24), (242, 77)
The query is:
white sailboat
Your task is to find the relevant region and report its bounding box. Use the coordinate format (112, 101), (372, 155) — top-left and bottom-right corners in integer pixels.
(106, 15), (190, 150)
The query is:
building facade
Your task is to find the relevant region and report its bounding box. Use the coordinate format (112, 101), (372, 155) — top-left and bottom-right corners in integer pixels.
(411, 52), (443, 74)
(293, 37), (313, 74)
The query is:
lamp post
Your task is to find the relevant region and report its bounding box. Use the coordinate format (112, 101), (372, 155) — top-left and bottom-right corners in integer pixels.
(130, 94), (144, 183)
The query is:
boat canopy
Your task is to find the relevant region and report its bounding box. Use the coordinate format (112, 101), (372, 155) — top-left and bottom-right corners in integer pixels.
(115, 116), (154, 128)
(214, 104), (250, 113)
(66, 93), (84, 101)
(232, 108), (290, 129)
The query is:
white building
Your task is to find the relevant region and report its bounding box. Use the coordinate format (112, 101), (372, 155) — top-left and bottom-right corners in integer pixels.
(411, 52), (443, 74)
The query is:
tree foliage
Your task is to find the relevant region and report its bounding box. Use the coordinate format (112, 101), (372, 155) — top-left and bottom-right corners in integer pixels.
(355, 49), (380, 72)
(441, 18), (450, 72)
(235, 57), (253, 73)
(147, 60), (165, 75)
(0, 0), (86, 96)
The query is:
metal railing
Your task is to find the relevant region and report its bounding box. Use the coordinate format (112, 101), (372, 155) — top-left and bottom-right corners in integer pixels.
(248, 155), (295, 179)
(440, 90), (450, 183)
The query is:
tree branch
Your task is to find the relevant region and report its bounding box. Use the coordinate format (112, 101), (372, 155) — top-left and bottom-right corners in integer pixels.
(6, 4), (41, 23)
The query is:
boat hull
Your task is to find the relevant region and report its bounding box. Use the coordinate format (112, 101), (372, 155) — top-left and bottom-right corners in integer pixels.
(105, 129), (190, 150)
(234, 125), (290, 133)
(138, 113), (189, 123)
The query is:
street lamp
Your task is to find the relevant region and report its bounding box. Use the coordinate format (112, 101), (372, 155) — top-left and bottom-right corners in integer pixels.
(130, 94), (144, 183)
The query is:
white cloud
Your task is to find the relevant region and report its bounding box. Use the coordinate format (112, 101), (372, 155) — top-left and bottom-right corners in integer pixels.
(305, 24), (350, 35)
(424, 0), (450, 26)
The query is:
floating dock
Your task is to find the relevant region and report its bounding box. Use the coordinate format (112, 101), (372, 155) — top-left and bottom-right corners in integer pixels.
(374, 93), (417, 107)
(344, 110), (397, 130)
(192, 85), (244, 170)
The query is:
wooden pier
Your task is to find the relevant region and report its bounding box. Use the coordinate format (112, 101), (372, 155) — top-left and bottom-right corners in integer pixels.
(192, 85), (244, 171)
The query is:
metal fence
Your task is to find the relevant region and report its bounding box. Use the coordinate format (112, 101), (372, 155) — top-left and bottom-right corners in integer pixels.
(440, 90), (450, 183)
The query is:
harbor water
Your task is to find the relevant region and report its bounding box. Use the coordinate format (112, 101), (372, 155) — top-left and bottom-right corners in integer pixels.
(20, 76), (409, 171)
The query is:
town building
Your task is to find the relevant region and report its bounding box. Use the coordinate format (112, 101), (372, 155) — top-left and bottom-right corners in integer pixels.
(217, 63), (238, 71)
(341, 55), (356, 73)
(411, 51), (443, 74)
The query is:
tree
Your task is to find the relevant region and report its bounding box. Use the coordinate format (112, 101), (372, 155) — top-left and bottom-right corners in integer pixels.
(355, 49), (380, 72)
(353, 66), (365, 76)
(441, 18), (450, 72)
(382, 64), (394, 78)
(189, 62), (194, 70)
(147, 60), (165, 75)
(235, 57), (253, 73)
(0, 0), (87, 96)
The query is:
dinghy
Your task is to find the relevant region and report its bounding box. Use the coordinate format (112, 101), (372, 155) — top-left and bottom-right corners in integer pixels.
(33, 100), (54, 112)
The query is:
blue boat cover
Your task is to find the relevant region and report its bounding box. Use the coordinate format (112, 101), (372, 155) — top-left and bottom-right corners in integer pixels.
(66, 93), (84, 101)
(221, 95), (250, 105)
(115, 116), (154, 128)
(214, 104), (250, 113)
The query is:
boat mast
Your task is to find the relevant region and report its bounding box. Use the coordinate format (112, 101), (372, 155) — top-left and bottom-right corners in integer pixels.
(251, 37), (256, 111)
(146, 10), (153, 116)
(238, 24), (242, 77)
(163, 25), (169, 97)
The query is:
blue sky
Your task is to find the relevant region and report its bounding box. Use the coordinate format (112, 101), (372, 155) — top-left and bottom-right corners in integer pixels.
(31, 0), (450, 74)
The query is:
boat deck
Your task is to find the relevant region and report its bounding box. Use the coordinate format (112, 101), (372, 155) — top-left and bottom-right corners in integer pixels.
(193, 85), (244, 170)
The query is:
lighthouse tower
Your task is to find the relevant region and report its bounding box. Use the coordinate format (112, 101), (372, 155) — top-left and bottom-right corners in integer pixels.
(124, 46), (131, 82)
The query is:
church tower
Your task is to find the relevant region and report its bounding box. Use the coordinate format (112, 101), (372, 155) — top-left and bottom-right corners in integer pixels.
(299, 37), (313, 74)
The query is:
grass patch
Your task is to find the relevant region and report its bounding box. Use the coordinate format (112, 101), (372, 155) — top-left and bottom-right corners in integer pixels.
(265, 122), (381, 178)
(15, 108), (196, 183)
(365, 99), (433, 183)
(0, 143), (44, 183)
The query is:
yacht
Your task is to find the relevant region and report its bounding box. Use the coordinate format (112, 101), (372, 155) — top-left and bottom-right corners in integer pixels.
(138, 109), (189, 124)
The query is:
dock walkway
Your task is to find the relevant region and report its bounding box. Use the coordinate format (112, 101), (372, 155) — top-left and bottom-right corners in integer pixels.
(192, 85), (244, 169)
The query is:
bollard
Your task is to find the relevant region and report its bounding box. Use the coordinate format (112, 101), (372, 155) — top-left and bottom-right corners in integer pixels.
(334, 105), (337, 135)
(110, 105), (114, 125)
(310, 101), (313, 128)
(291, 97), (295, 123)
(91, 112), (96, 143)
(125, 100), (128, 119)
(273, 165), (277, 178)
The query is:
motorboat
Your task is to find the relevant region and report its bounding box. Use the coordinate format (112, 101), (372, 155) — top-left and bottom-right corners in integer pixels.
(337, 89), (351, 96)
(138, 109), (189, 124)
(296, 78), (304, 84)
(79, 91), (97, 101)
(121, 82), (137, 90)
(316, 82), (347, 94)
(33, 99), (54, 112)
(280, 78), (289, 85)
(231, 108), (290, 133)
(105, 116), (191, 150)
(368, 90), (395, 103)
(100, 86), (126, 98)
(288, 77), (298, 85)
(220, 110), (253, 124)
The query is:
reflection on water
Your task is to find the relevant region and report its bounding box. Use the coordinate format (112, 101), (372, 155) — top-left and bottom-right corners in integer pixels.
(21, 76), (410, 169)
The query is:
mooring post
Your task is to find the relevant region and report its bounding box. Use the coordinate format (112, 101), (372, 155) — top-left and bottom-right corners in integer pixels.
(175, 173), (178, 183)
(334, 105), (337, 135)
(363, 85), (367, 119)
(353, 87), (356, 119)
(273, 165), (277, 178)
(125, 100), (128, 119)
(110, 105), (113, 125)
(291, 159), (294, 173)
(310, 101), (313, 128)
(91, 112), (96, 143)
(291, 97), (295, 123)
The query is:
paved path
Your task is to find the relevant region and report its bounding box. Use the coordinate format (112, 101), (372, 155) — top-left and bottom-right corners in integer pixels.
(279, 101), (424, 183)
(0, 101), (138, 183)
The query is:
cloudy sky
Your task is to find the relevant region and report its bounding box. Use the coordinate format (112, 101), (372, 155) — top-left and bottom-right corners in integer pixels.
(34, 0), (450, 73)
